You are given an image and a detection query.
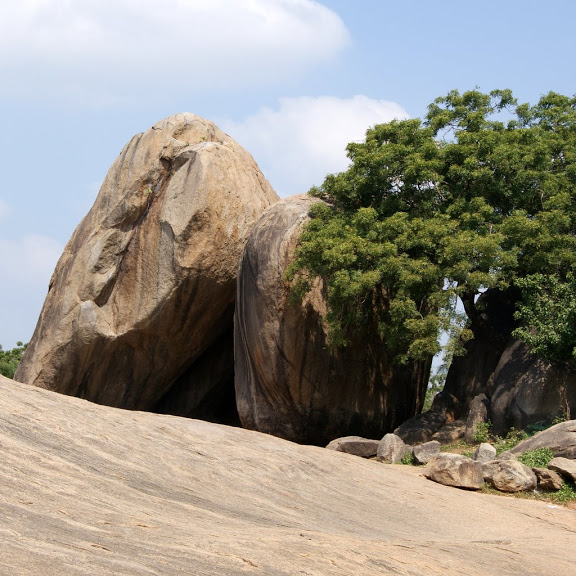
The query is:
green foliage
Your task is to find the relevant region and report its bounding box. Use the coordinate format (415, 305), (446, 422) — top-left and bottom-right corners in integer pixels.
(517, 447), (555, 468)
(493, 428), (529, 454)
(472, 421), (492, 443)
(549, 480), (576, 504)
(400, 451), (417, 466)
(289, 89), (576, 365)
(0, 342), (27, 379)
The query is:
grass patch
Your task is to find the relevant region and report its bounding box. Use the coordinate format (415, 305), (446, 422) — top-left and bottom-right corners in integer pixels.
(517, 448), (555, 468)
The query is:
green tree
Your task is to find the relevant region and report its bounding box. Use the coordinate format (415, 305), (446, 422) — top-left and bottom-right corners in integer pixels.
(0, 342), (27, 378)
(289, 89), (576, 364)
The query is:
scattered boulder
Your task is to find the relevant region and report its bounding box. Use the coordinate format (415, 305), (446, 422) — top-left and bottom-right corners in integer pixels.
(394, 392), (460, 445)
(234, 195), (430, 445)
(425, 454), (484, 490)
(489, 341), (576, 436)
(473, 443), (497, 463)
(510, 420), (576, 459)
(533, 468), (564, 491)
(326, 436), (380, 458)
(15, 113), (278, 420)
(497, 451), (519, 461)
(431, 419), (467, 444)
(483, 460), (537, 493)
(413, 441), (441, 465)
(377, 433), (411, 464)
(548, 457), (576, 483)
(464, 394), (490, 444)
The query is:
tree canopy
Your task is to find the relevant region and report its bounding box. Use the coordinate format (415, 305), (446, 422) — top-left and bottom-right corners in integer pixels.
(288, 89), (576, 364)
(0, 342), (27, 379)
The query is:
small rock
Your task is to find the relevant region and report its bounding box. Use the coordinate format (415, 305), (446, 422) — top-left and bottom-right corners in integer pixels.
(413, 441), (441, 464)
(326, 436), (380, 458)
(425, 453), (484, 490)
(376, 434), (411, 464)
(484, 460), (537, 493)
(464, 394), (490, 444)
(548, 457), (576, 483)
(533, 468), (564, 491)
(473, 443), (497, 463)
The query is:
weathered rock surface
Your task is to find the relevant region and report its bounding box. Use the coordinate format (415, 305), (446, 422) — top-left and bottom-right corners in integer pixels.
(534, 468), (564, 491)
(431, 418), (467, 444)
(548, 457), (576, 483)
(15, 114), (278, 418)
(376, 433), (411, 463)
(395, 392), (460, 445)
(489, 341), (576, 435)
(235, 194), (430, 445)
(473, 443), (497, 463)
(497, 451), (519, 461)
(325, 436), (379, 458)
(464, 394), (490, 444)
(483, 460), (537, 493)
(510, 420), (576, 459)
(413, 440), (441, 465)
(426, 454), (484, 490)
(443, 289), (517, 412)
(2, 375), (576, 576)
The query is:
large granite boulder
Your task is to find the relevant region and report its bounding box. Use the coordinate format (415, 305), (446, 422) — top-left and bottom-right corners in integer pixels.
(15, 114), (278, 417)
(489, 341), (576, 436)
(510, 420), (576, 459)
(234, 195), (431, 445)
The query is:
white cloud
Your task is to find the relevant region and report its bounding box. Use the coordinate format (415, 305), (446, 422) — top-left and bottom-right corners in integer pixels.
(0, 234), (63, 347)
(222, 95), (409, 197)
(0, 0), (349, 104)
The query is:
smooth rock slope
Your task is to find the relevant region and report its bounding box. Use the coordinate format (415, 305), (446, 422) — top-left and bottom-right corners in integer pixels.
(15, 114), (278, 417)
(1, 374), (574, 576)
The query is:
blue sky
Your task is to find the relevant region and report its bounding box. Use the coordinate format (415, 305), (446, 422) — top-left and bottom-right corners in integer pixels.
(1, 0), (575, 348)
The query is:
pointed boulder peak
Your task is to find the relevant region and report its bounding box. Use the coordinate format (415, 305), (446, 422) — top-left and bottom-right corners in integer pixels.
(16, 114), (279, 417)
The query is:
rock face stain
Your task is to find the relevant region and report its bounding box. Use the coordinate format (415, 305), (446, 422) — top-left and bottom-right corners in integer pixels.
(15, 113), (278, 419)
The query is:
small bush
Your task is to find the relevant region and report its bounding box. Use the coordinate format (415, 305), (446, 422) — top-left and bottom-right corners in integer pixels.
(400, 451), (417, 466)
(473, 421), (492, 443)
(493, 428), (529, 454)
(550, 480), (576, 504)
(517, 448), (555, 468)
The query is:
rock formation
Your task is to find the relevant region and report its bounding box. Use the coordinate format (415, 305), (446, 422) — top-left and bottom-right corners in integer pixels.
(510, 420), (576, 459)
(2, 374), (575, 576)
(15, 114), (278, 418)
(397, 288), (576, 442)
(234, 195), (431, 445)
(489, 341), (576, 435)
